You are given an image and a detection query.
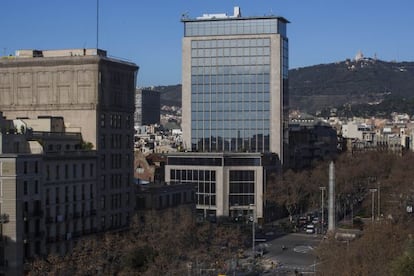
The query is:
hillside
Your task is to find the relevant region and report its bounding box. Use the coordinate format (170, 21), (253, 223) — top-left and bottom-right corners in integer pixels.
(151, 59), (414, 114)
(290, 59), (414, 113)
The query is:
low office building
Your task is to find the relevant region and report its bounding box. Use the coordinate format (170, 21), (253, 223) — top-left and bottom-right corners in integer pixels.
(164, 152), (278, 222)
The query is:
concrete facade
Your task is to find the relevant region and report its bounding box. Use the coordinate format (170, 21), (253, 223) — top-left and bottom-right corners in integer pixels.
(165, 152), (278, 221)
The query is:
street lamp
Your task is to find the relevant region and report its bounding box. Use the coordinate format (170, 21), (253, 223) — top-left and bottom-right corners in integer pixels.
(377, 182), (381, 220)
(370, 188), (377, 222)
(319, 187), (326, 234)
(249, 204), (255, 256)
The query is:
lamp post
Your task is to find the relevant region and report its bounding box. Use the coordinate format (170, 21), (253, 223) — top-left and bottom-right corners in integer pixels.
(249, 204), (255, 256)
(370, 188), (377, 222)
(319, 187), (326, 234)
(377, 182), (381, 220)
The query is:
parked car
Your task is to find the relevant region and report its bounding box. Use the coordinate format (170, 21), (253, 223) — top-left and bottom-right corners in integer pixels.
(305, 224), (315, 234)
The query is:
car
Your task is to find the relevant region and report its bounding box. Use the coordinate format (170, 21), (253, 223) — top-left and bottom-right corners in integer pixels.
(305, 224), (315, 234)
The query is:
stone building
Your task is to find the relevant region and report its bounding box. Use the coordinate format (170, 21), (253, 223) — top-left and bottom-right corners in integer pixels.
(0, 49), (138, 273)
(0, 115), (97, 274)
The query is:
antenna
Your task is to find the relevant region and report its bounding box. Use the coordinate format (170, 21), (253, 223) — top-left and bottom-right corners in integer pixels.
(96, 0), (99, 49)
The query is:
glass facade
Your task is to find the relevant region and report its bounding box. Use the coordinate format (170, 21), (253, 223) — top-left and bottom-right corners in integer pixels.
(229, 170), (255, 206)
(185, 17), (288, 154)
(190, 37), (271, 152)
(170, 169), (216, 207)
(184, 18), (283, 37)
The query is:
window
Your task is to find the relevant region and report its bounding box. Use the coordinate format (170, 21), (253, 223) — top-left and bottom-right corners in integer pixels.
(46, 165), (50, 180)
(100, 114), (105, 128)
(90, 164), (94, 177)
(100, 135), (106, 149)
(56, 187), (60, 204)
(126, 115), (131, 128)
(56, 165), (60, 180)
(101, 155), (106, 169)
(101, 175), (106, 190)
(65, 164), (69, 179)
(81, 163), (85, 177)
(170, 169), (216, 207)
(100, 196), (106, 209)
(24, 181), (28, 195)
(101, 216), (106, 229)
(23, 161), (28, 174)
(73, 186), (77, 201)
(35, 180), (39, 194)
(73, 164), (77, 178)
(229, 170), (255, 206)
(65, 186), (69, 203)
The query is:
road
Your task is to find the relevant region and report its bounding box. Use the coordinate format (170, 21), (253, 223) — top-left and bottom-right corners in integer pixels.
(256, 231), (322, 274)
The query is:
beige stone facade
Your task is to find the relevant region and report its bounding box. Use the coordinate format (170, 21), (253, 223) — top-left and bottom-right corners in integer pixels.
(0, 49), (138, 274)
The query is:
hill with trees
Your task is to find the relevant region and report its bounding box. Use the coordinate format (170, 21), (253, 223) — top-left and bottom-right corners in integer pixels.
(290, 58), (414, 114)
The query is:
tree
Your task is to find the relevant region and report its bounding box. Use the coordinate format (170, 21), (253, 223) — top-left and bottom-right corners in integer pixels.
(28, 205), (247, 275)
(268, 170), (310, 222)
(317, 221), (411, 276)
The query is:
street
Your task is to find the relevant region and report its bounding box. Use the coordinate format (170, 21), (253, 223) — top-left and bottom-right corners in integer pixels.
(256, 231), (322, 275)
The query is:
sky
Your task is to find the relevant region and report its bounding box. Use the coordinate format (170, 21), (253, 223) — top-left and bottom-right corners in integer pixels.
(2, 0), (414, 87)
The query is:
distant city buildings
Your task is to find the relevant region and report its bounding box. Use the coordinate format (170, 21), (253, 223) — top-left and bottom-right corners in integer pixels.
(0, 48), (138, 273)
(288, 113), (338, 170)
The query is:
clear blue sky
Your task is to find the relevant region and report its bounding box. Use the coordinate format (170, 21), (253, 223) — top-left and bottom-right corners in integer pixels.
(2, 0), (414, 87)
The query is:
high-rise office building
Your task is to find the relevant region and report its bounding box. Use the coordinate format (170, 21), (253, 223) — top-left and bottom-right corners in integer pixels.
(0, 49), (138, 249)
(181, 6), (289, 162)
(165, 8), (289, 222)
(134, 88), (160, 126)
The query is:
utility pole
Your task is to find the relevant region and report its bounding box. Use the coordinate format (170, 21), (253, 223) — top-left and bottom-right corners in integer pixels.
(250, 204), (255, 256)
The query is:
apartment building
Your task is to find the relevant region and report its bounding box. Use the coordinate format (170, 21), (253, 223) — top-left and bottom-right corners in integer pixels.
(0, 49), (138, 233)
(0, 116), (97, 274)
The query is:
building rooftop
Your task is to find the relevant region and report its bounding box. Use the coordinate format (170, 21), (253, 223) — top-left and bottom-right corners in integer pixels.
(181, 6), (289, 23)
(0, 48), (138, 68)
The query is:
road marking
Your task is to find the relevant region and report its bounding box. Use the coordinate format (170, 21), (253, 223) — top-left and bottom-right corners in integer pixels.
(293, 245), (314, 253)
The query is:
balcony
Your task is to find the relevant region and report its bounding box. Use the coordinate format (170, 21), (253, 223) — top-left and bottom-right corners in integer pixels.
(0, 214), (9, 224)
